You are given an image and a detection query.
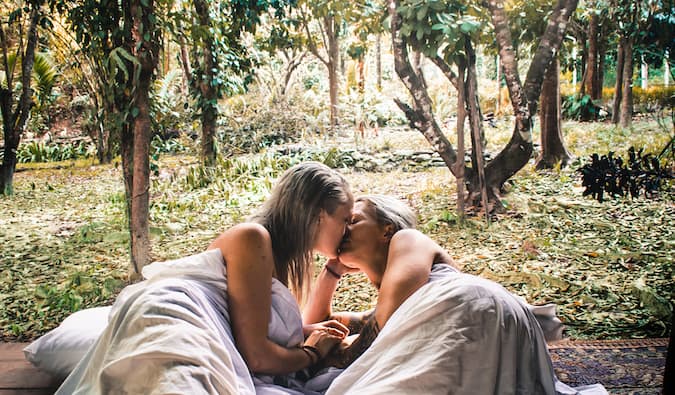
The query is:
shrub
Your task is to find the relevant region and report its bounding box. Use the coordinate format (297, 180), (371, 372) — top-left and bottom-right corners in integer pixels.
(15, 140), (95, 163)
(562, 94), (602, 121)
(577, 147), (673, 202)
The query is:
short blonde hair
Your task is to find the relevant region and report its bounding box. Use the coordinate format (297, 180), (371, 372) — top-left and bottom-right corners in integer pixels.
(356, 195), (417, 232)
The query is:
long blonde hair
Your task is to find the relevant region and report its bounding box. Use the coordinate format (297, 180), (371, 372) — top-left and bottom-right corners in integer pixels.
(250, 162), (352, 301)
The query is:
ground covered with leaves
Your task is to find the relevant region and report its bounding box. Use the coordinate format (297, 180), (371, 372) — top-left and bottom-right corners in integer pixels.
(1, 118), (672, 341)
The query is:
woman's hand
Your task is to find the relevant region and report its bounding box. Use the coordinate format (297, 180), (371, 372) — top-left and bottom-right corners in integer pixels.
(325, 258), (359, 277)
(303, 327), (344, 361)
(303, 319), (349, 339)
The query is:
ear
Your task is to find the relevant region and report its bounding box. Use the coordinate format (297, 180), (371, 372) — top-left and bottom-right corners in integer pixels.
(381, 224), (395, 241)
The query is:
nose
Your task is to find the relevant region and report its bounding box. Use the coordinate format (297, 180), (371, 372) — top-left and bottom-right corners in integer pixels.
(341, 227), (350, 242)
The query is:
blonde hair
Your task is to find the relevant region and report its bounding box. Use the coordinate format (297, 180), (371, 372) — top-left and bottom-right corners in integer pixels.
(250, 162), (352, 301)
(356, 195), (417, 232)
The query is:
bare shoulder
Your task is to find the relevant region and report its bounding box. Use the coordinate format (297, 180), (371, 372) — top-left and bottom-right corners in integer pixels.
(390, 229), (437, 249)
(207, 222), (271, 253)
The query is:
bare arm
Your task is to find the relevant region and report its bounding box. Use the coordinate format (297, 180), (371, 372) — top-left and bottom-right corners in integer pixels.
(209, 224), (340, 375)
(322, 229), (439, 368)
(302, 259), (344, 325)
(374, 229), (437, 328)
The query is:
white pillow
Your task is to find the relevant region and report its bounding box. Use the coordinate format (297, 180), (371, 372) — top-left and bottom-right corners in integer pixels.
(23, 306), (111, 378)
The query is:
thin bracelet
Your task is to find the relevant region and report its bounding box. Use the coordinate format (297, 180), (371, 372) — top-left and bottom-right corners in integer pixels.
(301, 346), (317, 365)
(302, 345), (322, 362)
(325, 265), (341, 279)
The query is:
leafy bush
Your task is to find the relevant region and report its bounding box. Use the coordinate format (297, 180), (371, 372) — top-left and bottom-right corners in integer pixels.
(633, 85), (675, 112)
(562, 94), (602, 121)
(15, 140), (95, 163)
(577, 147), (673, 202)
(218, 96), (310, 154)
(150, 69), (194, 139)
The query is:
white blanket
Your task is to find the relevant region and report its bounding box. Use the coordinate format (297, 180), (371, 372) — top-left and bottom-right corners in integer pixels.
(55, 249), (321, 395)
(327, 272), (608, 395)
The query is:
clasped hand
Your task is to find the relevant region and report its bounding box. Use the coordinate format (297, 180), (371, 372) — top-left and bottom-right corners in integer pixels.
(302, 319), (348, 362)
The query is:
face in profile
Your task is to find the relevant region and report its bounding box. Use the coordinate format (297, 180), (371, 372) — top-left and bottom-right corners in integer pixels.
(313, 202), (353, 259)
(337, 200), (385, 269)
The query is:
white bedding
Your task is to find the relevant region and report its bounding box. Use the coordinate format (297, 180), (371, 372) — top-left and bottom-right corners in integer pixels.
(55, 251), (606, 395)
(327, 271), (608, 395)
(55, 249), (326, 395)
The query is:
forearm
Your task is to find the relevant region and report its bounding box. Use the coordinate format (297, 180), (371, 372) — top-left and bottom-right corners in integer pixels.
(323, 313), (380, 369)
(303, 266), (341, 324)
(330, 309), (374, 335)
(244, 338), (314, 375)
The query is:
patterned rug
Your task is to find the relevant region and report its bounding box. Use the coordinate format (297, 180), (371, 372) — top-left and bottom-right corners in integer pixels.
(548, 338), (668, 395)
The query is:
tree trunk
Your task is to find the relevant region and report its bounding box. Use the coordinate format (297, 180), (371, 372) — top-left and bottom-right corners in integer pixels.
(579, 42), (588, 96)
(456, 59), (466, 219)
(536, 58), (571, 169)
(0, 5), (39, 195)
(585, 12), (600, 99)
(485, 0), (578, 204)
(620, 36), (633, 127)
(612, 38), (625, 124)
(280, 50), (305, 97)
(376, 34), (382, 91)
(388, 0), (457, 171)
(596, 25), (607, 100)
(496, 55), (501, 115)
(357, 55), (365, 94)
(325, 15), (340, 130)
(194, 0), (218, 165)
(178, 36), (191, 96)
(123, 0), (159, 276)
(640, 55), (648, 89)
(464, 40), (492, 214)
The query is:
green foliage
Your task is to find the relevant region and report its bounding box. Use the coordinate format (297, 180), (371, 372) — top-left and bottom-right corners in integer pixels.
(36, 272), (125, 313)
(218, 96), (310, 154)
(31, 52), (59, 112)
(397, 0), (481, 62)
(150, 69), (193, 138)
(562, 94), (602, 121)
(14, 140), (95, 163)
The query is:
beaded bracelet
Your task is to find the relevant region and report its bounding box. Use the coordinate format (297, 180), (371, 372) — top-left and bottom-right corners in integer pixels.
(325, 265), (342, 279)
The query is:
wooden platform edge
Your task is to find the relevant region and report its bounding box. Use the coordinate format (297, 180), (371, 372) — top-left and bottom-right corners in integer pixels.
(0, 343), (62, 394)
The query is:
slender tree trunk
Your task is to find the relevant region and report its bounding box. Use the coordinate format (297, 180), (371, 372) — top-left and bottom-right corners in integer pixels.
(640, 55), (648, 89)
(280, 50), (305, 97)
(536, 58), (571, 169)
(0, 5), (39, 195)
(464, 40), (491, 215)
(357, 55), (365, 94)
(376, 34), (382, 91)
(325, 15), (340, 130)
(388, 0), (457, 170)
(496, 55), (501, 115)
(194, 0), (218, 165)
(596, 28), (607, 100)
(124, 0), (160, 276)
(178, 36), (191, 96)
(456, 60), (466, 220)
(585, 12), (600, 99)
(620, 36), (633, 127)
(579, 44), (588, 96)
(612, 38), (625, 124)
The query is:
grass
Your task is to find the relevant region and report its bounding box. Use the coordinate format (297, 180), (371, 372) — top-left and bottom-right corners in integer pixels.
(1, 117), (673, 342)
